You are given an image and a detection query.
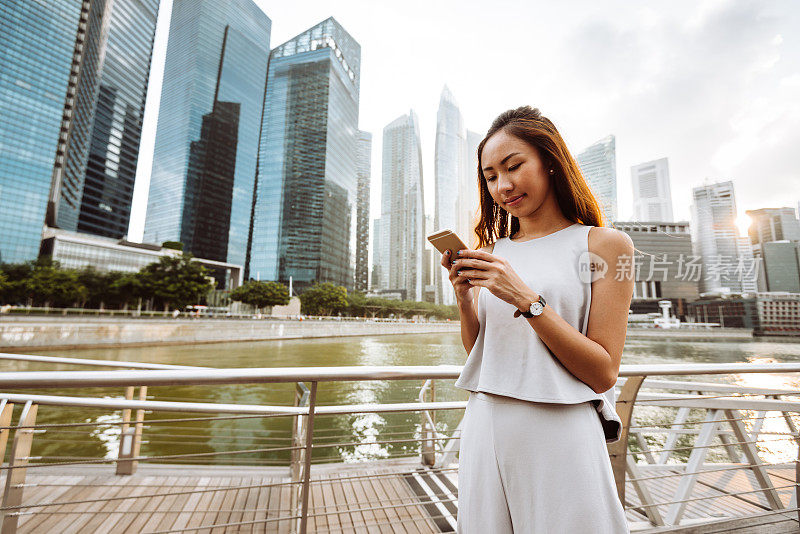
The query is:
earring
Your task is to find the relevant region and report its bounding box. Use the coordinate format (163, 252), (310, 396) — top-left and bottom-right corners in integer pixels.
(549, 169), (555, 175)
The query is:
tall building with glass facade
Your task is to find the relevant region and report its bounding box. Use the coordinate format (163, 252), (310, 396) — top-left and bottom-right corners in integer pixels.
(691, 181), (756, 294)
(248, 18), (361, 291)
(145, 0), (271, 267)
(433, 86), (466, 305)
(631, 157), (673, 222)
(1, 0), (156, 262)
(0, 1), (83, 263)
(576, 135), (617, 224)
(74, 0), (159, 239)
(380, 111), (425, 301)
(355, 130), (372, 292)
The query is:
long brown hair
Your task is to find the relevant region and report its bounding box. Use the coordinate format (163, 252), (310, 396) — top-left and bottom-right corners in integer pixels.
(473, 106), (605, 248)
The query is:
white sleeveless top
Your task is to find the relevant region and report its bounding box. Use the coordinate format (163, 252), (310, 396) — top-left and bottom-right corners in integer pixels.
(454, 223), (622, 443)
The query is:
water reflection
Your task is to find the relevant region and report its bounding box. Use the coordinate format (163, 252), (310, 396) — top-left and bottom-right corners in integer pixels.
(730, 356), (800, 465)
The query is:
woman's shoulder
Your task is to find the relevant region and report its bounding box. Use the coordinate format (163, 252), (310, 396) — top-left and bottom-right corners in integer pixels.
(587, 226), (634, 257)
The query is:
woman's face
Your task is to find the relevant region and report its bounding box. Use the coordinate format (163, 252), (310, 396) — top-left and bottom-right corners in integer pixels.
(481, 130), (553, 218)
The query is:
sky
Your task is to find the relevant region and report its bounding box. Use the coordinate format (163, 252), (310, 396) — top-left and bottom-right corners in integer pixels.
(128, 0), (800, 242)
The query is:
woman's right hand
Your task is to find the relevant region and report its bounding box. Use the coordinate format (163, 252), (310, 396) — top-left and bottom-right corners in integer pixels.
(441, 250), (473, 304)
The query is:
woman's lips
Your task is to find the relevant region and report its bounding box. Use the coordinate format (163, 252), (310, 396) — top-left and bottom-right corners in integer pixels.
(504, 194), (525, 206)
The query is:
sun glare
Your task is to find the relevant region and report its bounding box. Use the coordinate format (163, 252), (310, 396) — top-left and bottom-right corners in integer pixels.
(735, 213), (752, 237)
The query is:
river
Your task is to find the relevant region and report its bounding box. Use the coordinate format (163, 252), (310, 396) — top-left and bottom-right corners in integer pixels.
(7, 333), (800, 466)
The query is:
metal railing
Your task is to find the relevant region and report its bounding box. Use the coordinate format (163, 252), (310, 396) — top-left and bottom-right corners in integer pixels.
(1, 354), (799, 532)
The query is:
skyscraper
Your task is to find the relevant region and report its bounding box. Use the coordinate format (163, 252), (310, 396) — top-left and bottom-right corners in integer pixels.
(433, 86), (466, 305)
(691, 181), (755, 294)
(355, 131), (372, 292)
(631, 158), (674, 222)
(248, 17), (360, 291)
(64, 0), (159, 239)
(380, 111), (425, 301)
(0, 0), (158, 263)
(145, 0), (271, 268)
(746, 207), (800, 249)
(576, 135), (617, 224)
(746, 207), (800, 292)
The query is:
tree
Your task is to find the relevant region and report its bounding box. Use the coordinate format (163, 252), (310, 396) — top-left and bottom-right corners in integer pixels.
(0, 271), (8, 303)
(229, 281), (290, 309)
(23, 261), (87, 307)
(136, 254), (214, 311)
(299, 283), (348, 316)
(162, 241), (184, 251)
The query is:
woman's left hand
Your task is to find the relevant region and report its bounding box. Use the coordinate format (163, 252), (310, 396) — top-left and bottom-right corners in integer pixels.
(452, 250), (537, 311)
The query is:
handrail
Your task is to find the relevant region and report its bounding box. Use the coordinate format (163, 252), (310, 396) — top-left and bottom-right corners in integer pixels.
(0, 393), (469, 416)
(2, 362), (800, 389)
(0, 352), (207, 370)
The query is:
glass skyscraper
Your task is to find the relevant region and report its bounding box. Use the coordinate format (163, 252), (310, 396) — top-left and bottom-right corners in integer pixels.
(1, 0), (158, 263)
(145, 0), (271, 267)
(379, 111), (425, 301)
(355, 130), (372, 292)
(576, 135), (617, 224)
(433, 86), (466, 305)
(248, 17), (361, 291)
(75, 0), (159, 239)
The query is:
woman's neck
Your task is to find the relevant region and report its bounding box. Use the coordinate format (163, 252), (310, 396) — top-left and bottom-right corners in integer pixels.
(512, 199), (573, 241)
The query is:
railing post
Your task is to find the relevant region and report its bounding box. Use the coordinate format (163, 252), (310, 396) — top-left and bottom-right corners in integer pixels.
(1, 401), (38, 534)
(0, 400), (13, 467)
(421, 380), (435, 466)
(290, 382), (310, 521)
(116, 386), (147, 475)
(298, 382), (317, 534)
(608, 375), (645, 507)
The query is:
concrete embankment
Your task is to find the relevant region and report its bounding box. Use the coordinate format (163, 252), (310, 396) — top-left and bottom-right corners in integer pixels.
(0, 316), (461, 350)
(625, 327), (754, 340)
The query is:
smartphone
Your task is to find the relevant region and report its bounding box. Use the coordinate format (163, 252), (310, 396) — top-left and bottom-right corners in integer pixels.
(427, 229), (469, 261)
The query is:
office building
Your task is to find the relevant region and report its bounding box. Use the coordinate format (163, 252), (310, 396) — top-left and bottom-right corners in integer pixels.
(379, 111), (425, 301)
(40, 227), (242, 289)
(747, 207), (800, 252)
(631, 158), (674, 222)
(0, 0), (157, 262)
(686, 293), (800, 336)
(613, 221), (699, 317)
(248, 17), (360, 291)
(355, 131), (372, 292)
(691, 181), (756, 294)
(68, 0), (159, 238)
(576, 135), (617, 224)
(433, 86), (466, 305)
(761, 241), (800, 293)
(145, 0), (271, 267)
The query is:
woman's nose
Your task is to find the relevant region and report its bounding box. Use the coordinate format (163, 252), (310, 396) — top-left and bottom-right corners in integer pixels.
(497, 174), (514, 193)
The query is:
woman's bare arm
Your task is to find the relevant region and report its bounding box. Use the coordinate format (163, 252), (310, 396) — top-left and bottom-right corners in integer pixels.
(453, 229), (634, 392)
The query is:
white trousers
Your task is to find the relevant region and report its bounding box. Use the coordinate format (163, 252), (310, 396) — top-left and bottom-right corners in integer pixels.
(457, 392), (629, 534)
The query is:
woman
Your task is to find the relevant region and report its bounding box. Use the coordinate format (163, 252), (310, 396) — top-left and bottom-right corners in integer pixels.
(442, 106), (633, 533)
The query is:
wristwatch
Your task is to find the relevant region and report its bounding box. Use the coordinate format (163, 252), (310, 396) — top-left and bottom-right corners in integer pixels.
(514, 294), (547, 318)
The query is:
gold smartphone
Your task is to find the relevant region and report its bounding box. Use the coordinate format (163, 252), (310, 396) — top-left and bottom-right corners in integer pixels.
(427, 229), (469, 260)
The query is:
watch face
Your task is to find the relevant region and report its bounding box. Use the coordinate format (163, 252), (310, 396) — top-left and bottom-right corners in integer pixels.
(531, 301), (545, 316)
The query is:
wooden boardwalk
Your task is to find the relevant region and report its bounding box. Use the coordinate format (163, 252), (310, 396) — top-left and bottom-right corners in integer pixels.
(2, 460), (798, 533)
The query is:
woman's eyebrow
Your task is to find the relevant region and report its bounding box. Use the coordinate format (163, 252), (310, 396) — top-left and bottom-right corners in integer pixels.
(482, 152), (520, 172)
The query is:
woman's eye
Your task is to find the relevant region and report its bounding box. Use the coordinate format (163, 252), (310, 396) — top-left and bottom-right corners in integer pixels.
(486, 175), (497, 182)
(508, 163), (521, 171)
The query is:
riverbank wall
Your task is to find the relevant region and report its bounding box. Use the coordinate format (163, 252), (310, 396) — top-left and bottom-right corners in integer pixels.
(0, 317), (461, 351)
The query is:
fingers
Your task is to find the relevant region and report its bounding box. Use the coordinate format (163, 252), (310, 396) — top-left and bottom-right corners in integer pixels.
(455, 268), (489, 280)
(451, 258), (492, 270)
(440, 250), (453, 268)
(455, 249), (495, 261)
